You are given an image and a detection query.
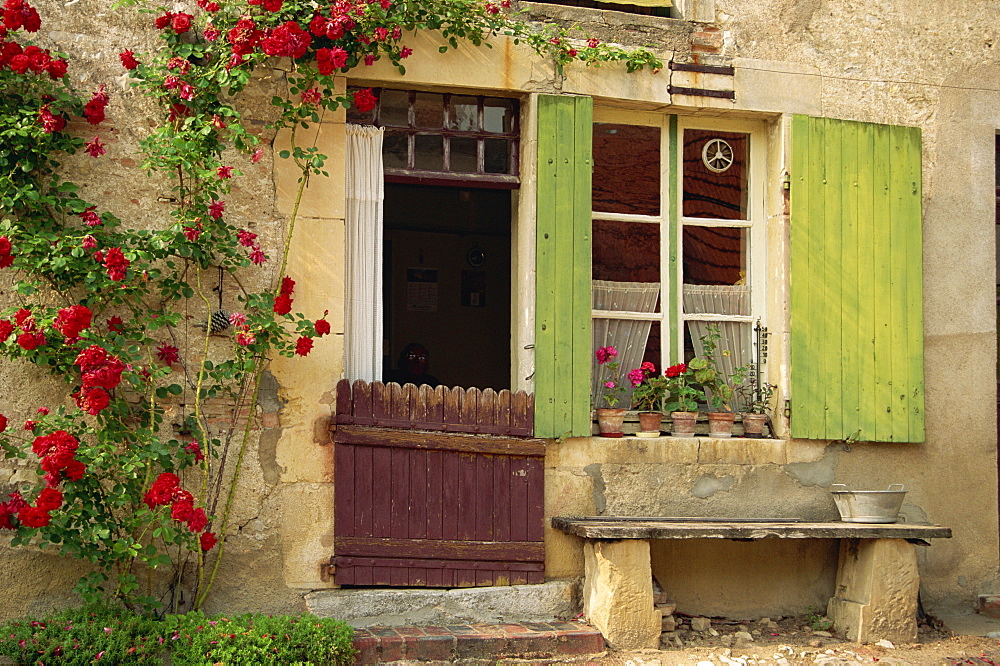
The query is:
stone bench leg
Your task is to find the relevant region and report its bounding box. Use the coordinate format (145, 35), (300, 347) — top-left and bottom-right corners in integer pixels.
(582, 539), (660, 650)
(827, 538), (919, 644)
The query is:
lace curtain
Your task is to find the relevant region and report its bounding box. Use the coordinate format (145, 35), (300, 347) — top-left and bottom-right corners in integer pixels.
(591, 280), (660, 409)
(344, 124), (385, 382)
(683, 284), (751, 410)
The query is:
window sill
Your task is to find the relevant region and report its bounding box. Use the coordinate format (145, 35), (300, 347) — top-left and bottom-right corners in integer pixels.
(576, 434), (792, 465)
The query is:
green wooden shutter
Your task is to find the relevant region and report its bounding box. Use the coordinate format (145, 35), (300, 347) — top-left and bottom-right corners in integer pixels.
(534, 94), (593, 438)
(789, 115), (924, 443)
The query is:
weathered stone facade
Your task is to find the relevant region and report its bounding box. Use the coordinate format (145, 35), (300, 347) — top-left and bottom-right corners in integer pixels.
(1, 0), (998, 623)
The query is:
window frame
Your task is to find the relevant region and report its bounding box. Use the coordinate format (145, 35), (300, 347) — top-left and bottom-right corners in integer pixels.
(589, 107), (767, 374)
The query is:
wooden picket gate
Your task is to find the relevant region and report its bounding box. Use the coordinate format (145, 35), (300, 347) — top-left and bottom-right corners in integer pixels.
(330, 380), (545, 587)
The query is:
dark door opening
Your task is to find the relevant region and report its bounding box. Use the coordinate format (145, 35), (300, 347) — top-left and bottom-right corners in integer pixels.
(382, 183), (512, 390)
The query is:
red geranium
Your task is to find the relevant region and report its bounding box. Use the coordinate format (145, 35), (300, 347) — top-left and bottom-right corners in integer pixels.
(665, 363), (687, 378)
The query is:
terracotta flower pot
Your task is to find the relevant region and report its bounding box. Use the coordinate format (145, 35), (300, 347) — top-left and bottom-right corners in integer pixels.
(670, 411), (698, 437)
(595, 407), (626, 437)
(707, 411), (736, 438)
(636, 411), (663, 437)
(742, 412), (768, 437)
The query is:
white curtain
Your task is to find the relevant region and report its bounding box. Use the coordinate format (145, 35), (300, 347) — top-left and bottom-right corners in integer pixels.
(684, 284), (751, 410)
(344, 125), (385, 382)
(591, 280), (660, 408)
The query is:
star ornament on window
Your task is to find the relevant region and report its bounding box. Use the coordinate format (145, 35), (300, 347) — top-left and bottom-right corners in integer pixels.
(702, 138), (734, 173)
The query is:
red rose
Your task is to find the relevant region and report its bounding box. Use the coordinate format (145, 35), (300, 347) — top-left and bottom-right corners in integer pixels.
(35, 487), (62, 511)
(156, 344), (179, 365)
(154, 12), (173, 29)
(187, 507), (208, 532)
(171, 12), (192, 34)
(200, 531), (218, 551)
(17, 330), (44, 350)
(273, 293), (292, 315)
(353, 88), (378, 113)
(143, 473), (179, 509)
(63, 460), (86, 481)
(45, 59), (67, 79)
(0, 321), (12, 341)
(74, 386), (110, 415)
(18, 506), (50, 528)
(295, 336), (313, 356)
(314, 319), (330, 336)
(0, 414), (6, 432)
(171, 499), (194, 522)
(119, 50), (138, 70)
(280, 276), (295, 295)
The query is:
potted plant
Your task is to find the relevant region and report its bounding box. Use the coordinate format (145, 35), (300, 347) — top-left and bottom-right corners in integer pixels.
(595, 345), (627, 437)
(736, 369), (775, 437)
(689, 325), (747, 438)
(662, 362), (700, 437)
(629, 362), (666, 437)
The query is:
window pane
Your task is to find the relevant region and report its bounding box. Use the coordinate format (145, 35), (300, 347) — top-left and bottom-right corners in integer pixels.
(593, 123), (660, 216)
(683, 129), (749, 220)
(449, 96), (479, 131)
(483, 98), (515, 133)
(413, 134), (443, 170)
(413, 92), (444, 129)
(379, 90), (410, 127)
(450, 137), (478, 172)
(484, 138), (511, 174)
(683, 226), (747, 286)
(383, 131), (409, 168)
(592, 219), (660, 284)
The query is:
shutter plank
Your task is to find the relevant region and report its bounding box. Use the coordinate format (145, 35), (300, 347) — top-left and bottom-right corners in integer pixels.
(840, 121), (861, 438)
(901, 127), (925, 441)
(823, 119), (844, 438)
(667, 114), (681, 361)
(872, 123), (894, 441)
(856, 122), (878, 440)
(571, 96), (594, 437)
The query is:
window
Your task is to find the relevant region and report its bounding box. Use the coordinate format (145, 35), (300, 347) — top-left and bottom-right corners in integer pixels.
(348, 88), (519, 187)
(589, 109), (765, 407)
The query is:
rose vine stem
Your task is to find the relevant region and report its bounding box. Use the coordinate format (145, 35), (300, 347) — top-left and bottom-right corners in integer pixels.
(195, 120), (308, 610)
(191, 267), (214, 602)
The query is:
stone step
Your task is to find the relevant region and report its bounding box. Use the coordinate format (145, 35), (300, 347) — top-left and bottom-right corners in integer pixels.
(352, 621), (605, 663)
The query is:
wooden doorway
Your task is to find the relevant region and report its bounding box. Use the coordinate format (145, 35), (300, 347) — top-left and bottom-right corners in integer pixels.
(330, 379), (545, 587)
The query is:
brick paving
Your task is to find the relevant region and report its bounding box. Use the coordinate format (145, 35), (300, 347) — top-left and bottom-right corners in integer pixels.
(352, 620), (605, 664)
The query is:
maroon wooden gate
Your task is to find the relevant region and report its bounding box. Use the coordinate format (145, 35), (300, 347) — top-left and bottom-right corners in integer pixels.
(330, 380), (545, 587)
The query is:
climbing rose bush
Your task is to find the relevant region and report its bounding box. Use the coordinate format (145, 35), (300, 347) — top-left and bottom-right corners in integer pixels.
(0, 0), (659, 611)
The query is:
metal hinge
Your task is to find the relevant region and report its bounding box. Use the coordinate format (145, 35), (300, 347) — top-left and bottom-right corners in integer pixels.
(783, 399), (791, 420)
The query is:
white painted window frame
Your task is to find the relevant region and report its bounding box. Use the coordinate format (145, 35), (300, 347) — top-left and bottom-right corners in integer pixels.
(590, 107), (766, 371)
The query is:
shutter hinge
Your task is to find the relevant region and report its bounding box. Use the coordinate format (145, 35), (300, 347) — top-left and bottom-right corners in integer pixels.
(783, 399), (791, 420)
(781, 169), (790, 190)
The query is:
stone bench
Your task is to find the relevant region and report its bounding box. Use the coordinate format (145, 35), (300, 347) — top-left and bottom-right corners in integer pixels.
(551, 517), (952, 649)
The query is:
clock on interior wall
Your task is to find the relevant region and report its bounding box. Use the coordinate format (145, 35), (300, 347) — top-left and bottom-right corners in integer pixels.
(702, 138), (735, 173)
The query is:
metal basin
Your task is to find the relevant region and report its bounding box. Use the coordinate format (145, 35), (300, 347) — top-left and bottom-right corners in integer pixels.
(830, 484), (906, 523)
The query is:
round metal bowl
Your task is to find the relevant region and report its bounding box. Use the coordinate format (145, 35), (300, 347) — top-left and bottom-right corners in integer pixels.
(830, 483), (906, 523)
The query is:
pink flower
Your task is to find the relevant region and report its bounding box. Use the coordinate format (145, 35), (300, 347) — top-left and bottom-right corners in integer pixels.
(85, 136), (105, 157)
(300, 87), (321, 105)
(587, 38), (600, 48)
(217, 165), (233, 179)
(595, 346), (618, 365)
(251, 148), (263, 163)
(236, 229), (257, 247)
(228, 312), (246, 327)
(82, 235), (97, 249)
(248, 246), (266, 265)
(183, 224), (202, 242)
(236, 329), (255, 346)
(627, 368), (644, 387)
(80, 206), (101, 227)
(400, 46), (412, 58)
(185, 440), (204, 462)
(604, 381), (615, 389)
(208, 200), (225, 219)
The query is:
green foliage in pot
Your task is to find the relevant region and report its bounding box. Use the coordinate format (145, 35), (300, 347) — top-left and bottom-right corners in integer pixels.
(735, 365), (776, 414)
(662, 362), (700, 413)
(689, 324), (747, 412)
(628, 362), (666, 412)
